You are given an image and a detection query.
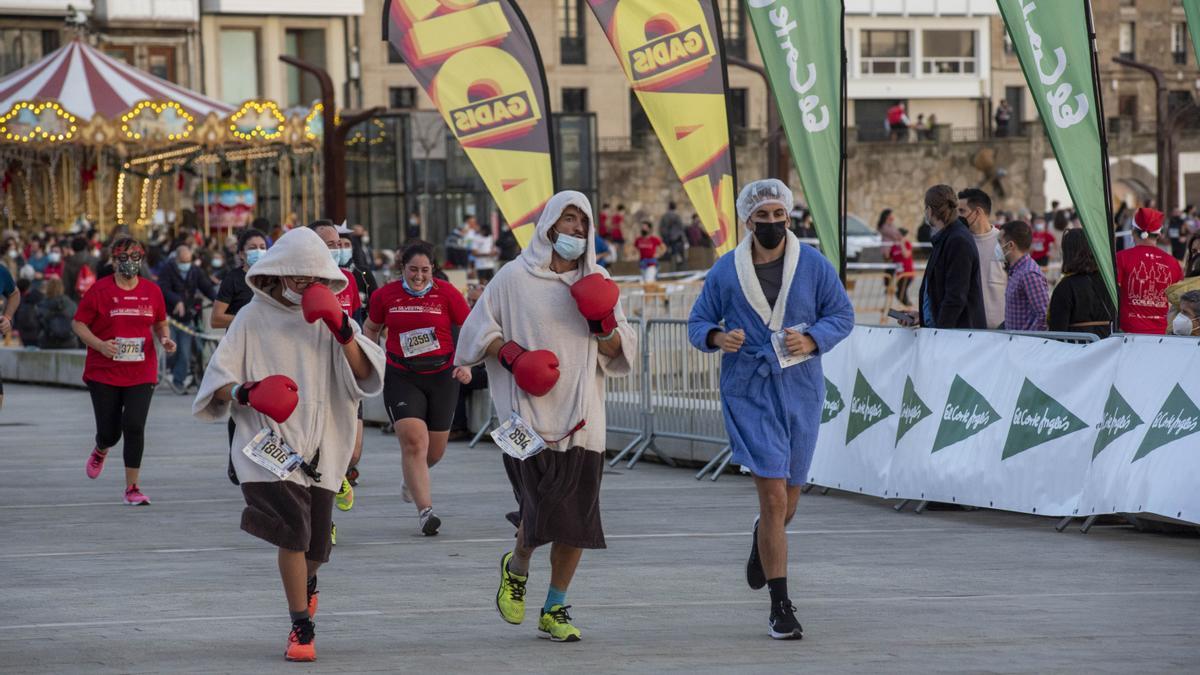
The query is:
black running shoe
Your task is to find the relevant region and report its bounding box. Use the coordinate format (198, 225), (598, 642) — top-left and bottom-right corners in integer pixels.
(768, 602), (803, 640)
(747, 516), (766, 590)
(419, 507), (441, 536)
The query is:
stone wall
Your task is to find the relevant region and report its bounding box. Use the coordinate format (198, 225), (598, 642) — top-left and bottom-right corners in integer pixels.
(598, 128), (1048, 232)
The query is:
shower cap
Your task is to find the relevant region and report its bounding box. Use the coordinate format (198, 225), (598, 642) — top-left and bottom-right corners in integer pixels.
(735, 179), (794, 223)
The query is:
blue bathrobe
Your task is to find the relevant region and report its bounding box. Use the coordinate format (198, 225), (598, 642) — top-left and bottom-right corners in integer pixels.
(688, 232), (854, 485)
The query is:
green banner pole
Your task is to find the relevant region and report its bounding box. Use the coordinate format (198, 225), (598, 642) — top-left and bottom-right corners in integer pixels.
(1085, 0), (1118, 298)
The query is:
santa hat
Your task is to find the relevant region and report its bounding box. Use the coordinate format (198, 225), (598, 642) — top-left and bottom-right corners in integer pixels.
(1133, 207), (1164, 238)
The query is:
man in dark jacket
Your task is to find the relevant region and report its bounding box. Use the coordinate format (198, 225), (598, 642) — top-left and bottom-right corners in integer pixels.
(158, 244), (217, 393)
(62, 236), (96, 301)
(916, 186), (987, 329)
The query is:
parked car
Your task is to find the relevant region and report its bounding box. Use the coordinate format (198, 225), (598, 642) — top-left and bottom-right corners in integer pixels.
(792, 212), (884, 262)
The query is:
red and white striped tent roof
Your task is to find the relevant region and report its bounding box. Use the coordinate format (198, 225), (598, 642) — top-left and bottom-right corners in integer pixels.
(0, 39), (234, 121)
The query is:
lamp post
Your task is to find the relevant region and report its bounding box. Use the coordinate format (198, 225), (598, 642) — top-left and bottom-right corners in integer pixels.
(279, 55), (382, 223)
(1112, 57), (1171, 212)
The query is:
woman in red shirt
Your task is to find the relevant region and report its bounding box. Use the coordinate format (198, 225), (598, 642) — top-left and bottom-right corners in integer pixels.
(364, 241), (471, 536)
(72, 238), (175, 505)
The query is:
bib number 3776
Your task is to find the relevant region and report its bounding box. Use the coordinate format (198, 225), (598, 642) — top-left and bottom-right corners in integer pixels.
(492, 412), (546, 461)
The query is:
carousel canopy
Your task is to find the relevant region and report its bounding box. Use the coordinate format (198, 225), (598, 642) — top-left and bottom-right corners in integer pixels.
(0, 39), (233, 121)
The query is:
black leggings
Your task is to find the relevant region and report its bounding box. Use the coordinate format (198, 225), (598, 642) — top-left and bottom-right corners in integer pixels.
(85, 380), (155, 469)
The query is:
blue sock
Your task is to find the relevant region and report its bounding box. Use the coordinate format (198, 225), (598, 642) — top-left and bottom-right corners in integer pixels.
(543, 586), (566, 613)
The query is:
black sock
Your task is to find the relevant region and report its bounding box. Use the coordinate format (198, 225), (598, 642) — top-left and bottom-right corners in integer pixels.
(289, 609), (310, 623)
(767, 577), (789, 608)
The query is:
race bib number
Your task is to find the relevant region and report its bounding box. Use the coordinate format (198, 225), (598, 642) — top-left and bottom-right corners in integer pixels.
(114, 337), (146, 362)
(399, 327), (440, 358)
(492, 412), (546, 461)
(772, 322), (814, 369)
(241, 428), (303, 479)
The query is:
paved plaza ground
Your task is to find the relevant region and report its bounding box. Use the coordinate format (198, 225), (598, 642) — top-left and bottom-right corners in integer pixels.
(0, 382), (1197, 674)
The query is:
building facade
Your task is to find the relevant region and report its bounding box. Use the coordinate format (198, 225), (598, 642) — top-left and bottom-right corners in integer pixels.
(198, 0), (362, 109)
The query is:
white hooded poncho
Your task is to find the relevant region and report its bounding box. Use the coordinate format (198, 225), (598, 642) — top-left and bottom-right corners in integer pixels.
(455, 191), (637, 454)
(192, 227), (386, 492)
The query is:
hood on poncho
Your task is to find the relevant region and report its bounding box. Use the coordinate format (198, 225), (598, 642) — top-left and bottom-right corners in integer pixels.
(520, 190), (600, 277)
(246, 226), (347, 296)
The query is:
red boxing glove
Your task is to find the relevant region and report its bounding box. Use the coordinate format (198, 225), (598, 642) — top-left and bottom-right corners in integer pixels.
(235, 375), (299, 424)
(301, 284), (353, 344)
(498, 341), (559, 397)
(570, 273), (619, 337)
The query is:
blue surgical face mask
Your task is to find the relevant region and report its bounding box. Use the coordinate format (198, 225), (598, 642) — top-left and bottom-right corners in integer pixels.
(245, 249), (264, 266)
(177, 262), (192, 274)
(337, 248), (353, 267)
(553, 233), (587, 261)
(402, 277), (431, 297)
(329, 249), (341, 266)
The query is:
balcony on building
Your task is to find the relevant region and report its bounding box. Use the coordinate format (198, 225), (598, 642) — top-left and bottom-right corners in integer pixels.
(94, 0), (198, 23)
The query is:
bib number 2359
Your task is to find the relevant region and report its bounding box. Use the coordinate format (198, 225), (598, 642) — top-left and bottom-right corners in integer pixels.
(492, 412), (546, 460)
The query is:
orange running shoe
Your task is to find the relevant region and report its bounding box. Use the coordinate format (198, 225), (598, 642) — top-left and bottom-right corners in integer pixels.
(306, 575), (319, 617)
(285, 618), (316, 662)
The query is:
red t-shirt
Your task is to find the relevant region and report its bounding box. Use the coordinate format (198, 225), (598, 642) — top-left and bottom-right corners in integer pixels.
(368, 278), (470, 371)
(74, 275), (167, 387)
(1030, 231), (1055, 260)
(635, 235), (662, 262)
(1116, 245), (1183, 334)
(337, 269), (361, 316)
(889, 241), (914, 273)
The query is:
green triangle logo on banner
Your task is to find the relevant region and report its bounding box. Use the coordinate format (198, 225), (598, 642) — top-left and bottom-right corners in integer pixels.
(932, 375), (1001, 453)
(1001, 378), (1089, 460)
(846, 370), (895, 443)
(821, 376), (845, 424)
(1093, 386), (1144, 460)
(895, 376), (932, 445)
(1132, 383), (1200, 462)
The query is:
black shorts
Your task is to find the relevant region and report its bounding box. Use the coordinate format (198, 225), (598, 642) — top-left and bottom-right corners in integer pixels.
(240, 482), (335, 562)
(504, 447), (606, 550)
(384, 364), (459, 432)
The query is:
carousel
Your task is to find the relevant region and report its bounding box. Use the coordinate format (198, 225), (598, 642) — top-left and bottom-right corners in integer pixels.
(0, 38), (327, 238)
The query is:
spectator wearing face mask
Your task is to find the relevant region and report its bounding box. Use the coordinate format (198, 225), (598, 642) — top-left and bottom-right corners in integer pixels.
(212, 228), (269, 330)
(997, 221), (1049, 331)
(43, 245), (65, 280)
(1047, 229), (1116, 339)
(158, 244), (218, 394)
(1171, 290), (1200, 336)
(958, 188), (1006, 329)
(902, 185), (986, 329)
(1165, 232), (1200, 334)
(1029, 217), (1055, 267)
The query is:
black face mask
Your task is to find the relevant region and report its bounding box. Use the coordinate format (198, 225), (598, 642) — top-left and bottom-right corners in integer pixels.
(752, 220), (788, 249)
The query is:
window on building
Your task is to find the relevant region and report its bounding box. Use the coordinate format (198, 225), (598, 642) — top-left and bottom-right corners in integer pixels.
(922, 30), (975, 75)
(104, 45), (134, 64)
(1119, 0), (1135, 6)
(630, 91), (651, 144)
(1003, 32), (1014, 56)
(560, 0), (586, 65)
(218, 29), (259, 105)
(721, 0), (746, 60)
(389, 87), (417, 110)
(728, 87), (747, 131)
(387, 42), (404, 64)
(562, 87), (588, 114)
(1118, 22), (1135, 60)
(285, 28), (326, 107)
(147, 46), (176, 83)
(0, 29), (65, 76)
(1173, 23), (1188, 65)
(861, 30), (911, 75)
(1117, 94), (1138, 132)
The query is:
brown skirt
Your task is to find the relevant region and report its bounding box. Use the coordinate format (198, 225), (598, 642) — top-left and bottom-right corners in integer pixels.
(503, 446), (606, 550)
(240, 481), (336, 563)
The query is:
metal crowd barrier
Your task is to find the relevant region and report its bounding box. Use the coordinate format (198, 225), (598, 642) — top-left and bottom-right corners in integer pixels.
(603, 322), (1103, 482)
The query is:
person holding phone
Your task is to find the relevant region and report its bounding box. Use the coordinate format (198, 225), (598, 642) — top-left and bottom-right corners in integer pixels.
(687, 179), (854, 640)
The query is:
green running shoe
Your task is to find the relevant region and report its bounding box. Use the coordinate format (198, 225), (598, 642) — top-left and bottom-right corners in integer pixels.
(496, 551), (527, 625)
(538, 604), (581, 642)
(335, 477), (355, 512)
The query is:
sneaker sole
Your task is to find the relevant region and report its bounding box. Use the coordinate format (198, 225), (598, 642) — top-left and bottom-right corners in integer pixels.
(537, 631), (581, 642)
(747, 516), (766, 590)
(768, 628), (803, 640)
(421, 514), (441, 536)
(123, 499), (151, 506)
(285, 652), (317, 662)
(496, 553), (525, 626)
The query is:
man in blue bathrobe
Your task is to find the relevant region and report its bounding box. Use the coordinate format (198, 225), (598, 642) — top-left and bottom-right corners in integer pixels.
(688, 179), (854, 640)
